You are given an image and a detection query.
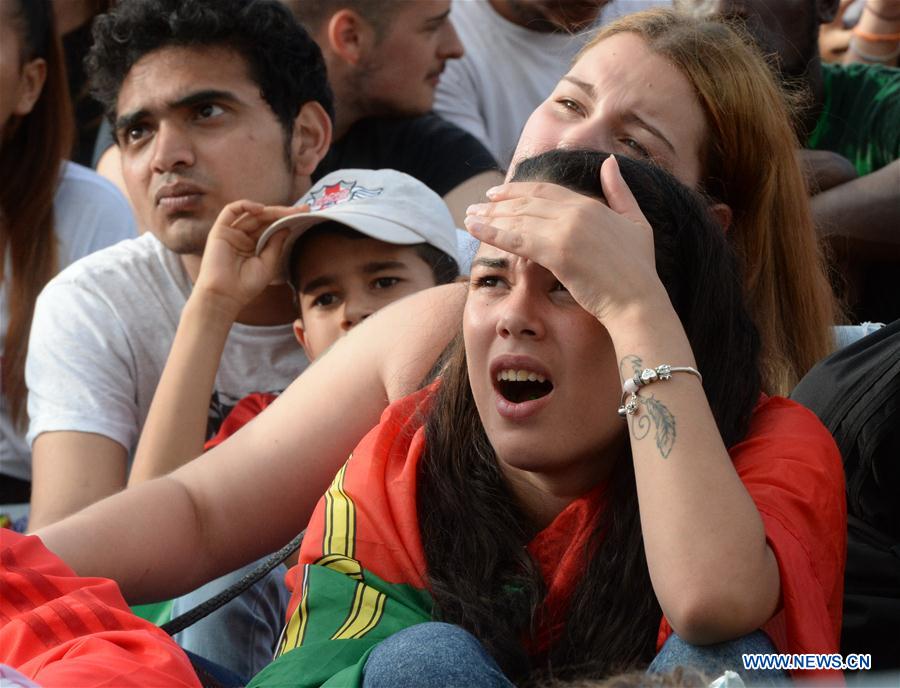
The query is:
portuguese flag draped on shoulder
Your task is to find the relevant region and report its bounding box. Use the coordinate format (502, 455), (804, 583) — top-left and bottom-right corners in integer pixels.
(248, 386), (437, 687)
(250, 383), (613, 687)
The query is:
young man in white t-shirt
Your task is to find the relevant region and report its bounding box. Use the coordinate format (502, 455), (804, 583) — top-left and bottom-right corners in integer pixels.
(24, 0), (332, 678)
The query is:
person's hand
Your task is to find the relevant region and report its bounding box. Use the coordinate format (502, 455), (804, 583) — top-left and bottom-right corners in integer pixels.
(193, 200), (307, 317)
(819, 0), (855, 63)
(796, 149), (858, 194)
(463, 155), (667, 325)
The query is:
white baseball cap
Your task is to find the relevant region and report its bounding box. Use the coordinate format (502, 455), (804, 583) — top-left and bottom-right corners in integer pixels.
(256, 168), (459, 283)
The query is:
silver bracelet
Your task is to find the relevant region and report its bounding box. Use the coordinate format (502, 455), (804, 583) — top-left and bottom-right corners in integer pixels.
(617, 364), (702, 417)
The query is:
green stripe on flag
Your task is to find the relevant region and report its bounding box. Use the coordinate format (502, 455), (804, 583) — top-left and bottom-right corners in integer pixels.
(250, 564), (432, 688)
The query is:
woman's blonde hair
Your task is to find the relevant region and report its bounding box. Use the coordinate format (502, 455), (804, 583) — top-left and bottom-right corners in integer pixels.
(583, 9), (837, 394)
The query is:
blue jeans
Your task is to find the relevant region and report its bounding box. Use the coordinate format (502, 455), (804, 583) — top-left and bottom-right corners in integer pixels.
(650, 629), (787, 685)
(172, 559), (290, 680)
(363, 622), (515, 688)
(184, 650), (247, 688)
(363, 622), (787, 687)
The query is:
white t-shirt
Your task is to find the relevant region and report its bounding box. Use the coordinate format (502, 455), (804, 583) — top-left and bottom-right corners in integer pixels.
(23, 231), (308, 481)
(434, 0), (592, 169)
(1, 163), (136, 481)
(599, 0), (673, 23)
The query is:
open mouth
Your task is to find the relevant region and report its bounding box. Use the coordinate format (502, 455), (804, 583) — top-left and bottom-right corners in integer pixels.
(495, 369), (554, 404)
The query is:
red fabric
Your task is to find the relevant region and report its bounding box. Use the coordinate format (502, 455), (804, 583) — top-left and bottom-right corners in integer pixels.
(0, 390), (840, 685)
(287, 383), (609, 653)
(525, 482), (608, 655)
(0, 530), (199, 687)
(290, 391), (846, 680)
(204, 392), (277, 450)
(286, 385), (435, 603)
(656, 395), (846, 681)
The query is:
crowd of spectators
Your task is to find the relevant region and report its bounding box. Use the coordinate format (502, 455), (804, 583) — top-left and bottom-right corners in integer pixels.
(1, 0), (898, 686)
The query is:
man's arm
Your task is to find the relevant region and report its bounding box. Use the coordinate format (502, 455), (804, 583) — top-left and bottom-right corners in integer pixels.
(797, 148), (858, 193)
(812, 159), (900, 256)
(28, 433), (127, 530)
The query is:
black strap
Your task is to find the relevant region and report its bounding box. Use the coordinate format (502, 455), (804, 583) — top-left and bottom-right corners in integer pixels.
(161, 532), (304, 636)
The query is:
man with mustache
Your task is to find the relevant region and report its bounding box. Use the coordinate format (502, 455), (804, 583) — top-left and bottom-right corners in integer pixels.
(24, 0), (332, 678)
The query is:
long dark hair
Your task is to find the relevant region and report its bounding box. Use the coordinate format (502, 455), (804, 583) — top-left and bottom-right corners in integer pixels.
(418, 150), (762, 682)
(1, 0), (72, 429)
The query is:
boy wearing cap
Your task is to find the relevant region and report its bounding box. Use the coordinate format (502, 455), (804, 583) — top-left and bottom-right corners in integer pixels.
(130, 169), (459, 481)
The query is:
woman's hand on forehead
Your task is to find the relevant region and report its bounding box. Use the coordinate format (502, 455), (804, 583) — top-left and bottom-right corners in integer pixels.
(463, 156), (667, 325)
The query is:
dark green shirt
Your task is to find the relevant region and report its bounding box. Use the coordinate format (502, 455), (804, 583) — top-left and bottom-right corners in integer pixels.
(806, 63), (900, 176)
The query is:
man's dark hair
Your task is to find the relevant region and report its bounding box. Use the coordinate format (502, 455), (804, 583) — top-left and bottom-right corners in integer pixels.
(86, 0), (334, 134)
(288, 221), (459, 294)
(285, 0), (396, 37)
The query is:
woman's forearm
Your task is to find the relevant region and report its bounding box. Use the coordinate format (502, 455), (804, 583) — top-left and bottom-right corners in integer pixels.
(35, 474), (218, 602)
(605, 298), (780, 644)
(35, 285), (466, 606)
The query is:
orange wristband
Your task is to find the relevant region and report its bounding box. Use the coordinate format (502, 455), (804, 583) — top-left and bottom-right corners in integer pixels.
(849, 34), (900, 62)
(852, 27), (900, 42)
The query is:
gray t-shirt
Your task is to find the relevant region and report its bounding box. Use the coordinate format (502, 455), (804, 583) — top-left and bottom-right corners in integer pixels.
(24, 232), (307, 478)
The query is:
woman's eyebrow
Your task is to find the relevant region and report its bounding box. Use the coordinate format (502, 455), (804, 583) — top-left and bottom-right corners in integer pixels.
(560, 75), (596, 100)
(559, 76), (676, 156)
(623, 113), (676, 154)
(472, 257), (508, 270)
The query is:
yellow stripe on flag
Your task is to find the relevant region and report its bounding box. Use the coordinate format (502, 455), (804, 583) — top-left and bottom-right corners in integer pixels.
(316, 554), (364, 581)
(331, 582), (387, 640)
(323, 460), (356, 558)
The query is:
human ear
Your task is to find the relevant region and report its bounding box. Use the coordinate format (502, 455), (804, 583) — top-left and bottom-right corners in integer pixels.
(708, 202), (733, 233)
(326, 9), (376, 66)
(291, 101), (332, 180)
(13, 58), (47, 117)
(293, 318), (313, 359)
